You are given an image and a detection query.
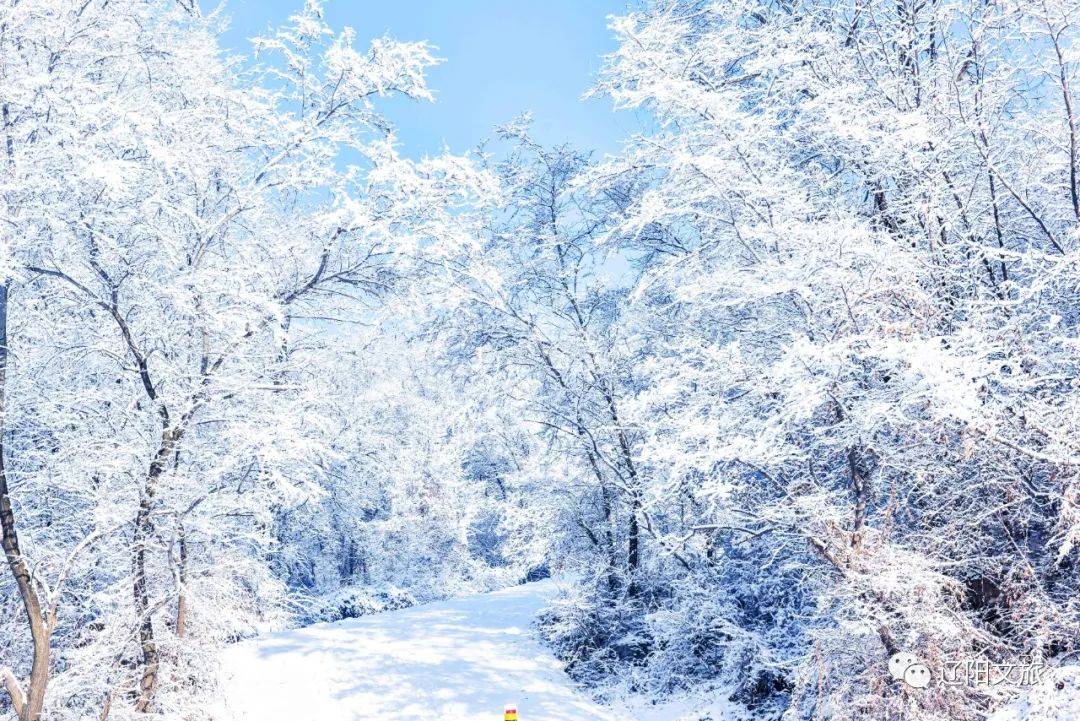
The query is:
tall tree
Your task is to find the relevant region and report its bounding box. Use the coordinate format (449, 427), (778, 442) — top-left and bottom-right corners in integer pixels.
(0, 0), (486, 716)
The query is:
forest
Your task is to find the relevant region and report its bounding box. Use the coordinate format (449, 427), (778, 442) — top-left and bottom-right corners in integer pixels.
(1, 1), (1079, 719)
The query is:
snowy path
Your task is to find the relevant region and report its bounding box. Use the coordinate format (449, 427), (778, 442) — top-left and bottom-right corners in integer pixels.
(216, 580), (617, 721)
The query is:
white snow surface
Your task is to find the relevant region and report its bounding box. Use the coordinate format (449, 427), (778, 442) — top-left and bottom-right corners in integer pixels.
(215, 580), (619, 721)
(987, 666), (1080, 721)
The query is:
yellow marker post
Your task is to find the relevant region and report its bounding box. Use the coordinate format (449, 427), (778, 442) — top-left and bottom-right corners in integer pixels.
(504, 704), (518, 721)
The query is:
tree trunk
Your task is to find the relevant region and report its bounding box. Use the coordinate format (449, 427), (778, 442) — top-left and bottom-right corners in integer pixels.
(175, 529), (188, 639)
(0, 283), (52, 721)
(601, 389), (642, 597)
(132, 425), (180, 712)
(597, 480), (620, 594)
(848, 445), (870, 553)
(626, 498), (640, 595)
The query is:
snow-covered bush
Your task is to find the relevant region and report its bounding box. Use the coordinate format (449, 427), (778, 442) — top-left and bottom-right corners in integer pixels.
(536, 585), (652, 691)
(299, 585), (417, 626)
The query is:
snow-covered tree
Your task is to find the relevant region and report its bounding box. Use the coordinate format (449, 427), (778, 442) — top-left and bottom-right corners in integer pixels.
(0, 1), (488, 717)
(567, 0), (1080, 717)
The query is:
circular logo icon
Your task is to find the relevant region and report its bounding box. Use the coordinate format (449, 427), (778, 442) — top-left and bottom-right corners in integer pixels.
(889, 652), (931, 688)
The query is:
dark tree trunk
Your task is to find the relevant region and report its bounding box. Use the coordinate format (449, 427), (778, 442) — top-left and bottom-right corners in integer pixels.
(175, 529), (189, 639)
(132, 426), (181, 712)
(0, 283), (53, 721)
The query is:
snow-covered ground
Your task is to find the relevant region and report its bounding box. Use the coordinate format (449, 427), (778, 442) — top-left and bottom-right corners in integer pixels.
(987, 665), (1080, 721)
(215, 580), (619, 721)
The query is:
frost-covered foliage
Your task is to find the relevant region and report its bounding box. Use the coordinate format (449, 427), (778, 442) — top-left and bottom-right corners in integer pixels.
(298, 585), (416, 626)
(417, 1), (1080, 719)
(3, 0), (1080, 720)
(528, 0), (1080, 718)
(0, 1), (493, 719)
(271, 331), (521, 606)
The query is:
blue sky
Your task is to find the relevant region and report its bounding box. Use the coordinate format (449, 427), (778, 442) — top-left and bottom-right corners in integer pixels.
(219, 0), (635, 158)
